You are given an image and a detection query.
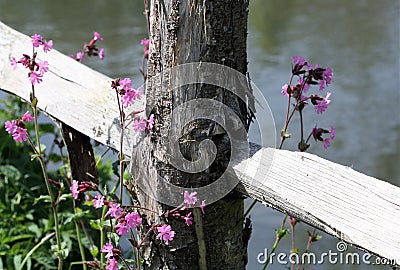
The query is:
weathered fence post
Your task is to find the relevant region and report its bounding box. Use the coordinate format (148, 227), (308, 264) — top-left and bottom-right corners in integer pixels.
(129, 0), (252, 269)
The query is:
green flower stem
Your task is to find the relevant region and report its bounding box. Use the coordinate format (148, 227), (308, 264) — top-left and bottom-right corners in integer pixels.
(31, 94), (63, 269)
(18, 232), (56, 270)
(290, 221), (296, 270)
(100, 204), (107, 267)
(100, 182), (120, 268)
(262, 215), (288, 270)
(74, 218), (87, 270)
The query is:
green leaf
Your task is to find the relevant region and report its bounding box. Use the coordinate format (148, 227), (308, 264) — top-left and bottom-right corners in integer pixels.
(47, 153), (62, 163)
(281, 130), (291, 138)
(27, 223), (42, 238)
(291, 248), (299, 254)
(0, 165), (22, 181)
(58, 193), (71, 202)
(33, 195), (51, 205)
(31, 97), (38, 107)
(112, 160), (120, 177)
(89, 219), (102, 230)
(13, 254), (22, 270)
(90, 246), (99, 257)
(107, 232), (120, 246)
(314, 234), (322, 242)
(276, 228), (288, 239)
(37, 144), (46, 155)
(38, 123), (55, 134)
(30, 153), (40, 161)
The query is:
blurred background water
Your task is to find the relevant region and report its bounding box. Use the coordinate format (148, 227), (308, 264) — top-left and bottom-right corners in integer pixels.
(0, 0), (398, 269)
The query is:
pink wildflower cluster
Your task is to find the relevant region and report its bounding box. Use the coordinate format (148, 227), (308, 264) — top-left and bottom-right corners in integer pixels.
(31, 33), (53, 53)
(114, 210), (142, 236)
(101, 243), (121, 270)
(281, 56), (335, 149)
(111, 77), (154, 132)
(155, 191), (206, 245)
(282, 56), (333, 114)
(10, 34), (53, 85)
(70, 31), (105, 62)
(157, 224), (175, 245)
(312, 125), (335, 149)
(4, 111), (34, 143)
(69, 180), (98, 199)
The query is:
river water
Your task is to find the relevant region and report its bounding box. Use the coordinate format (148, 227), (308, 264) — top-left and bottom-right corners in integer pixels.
(0, 0), (398, 269)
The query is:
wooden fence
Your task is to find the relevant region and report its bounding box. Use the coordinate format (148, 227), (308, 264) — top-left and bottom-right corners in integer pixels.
(0, 21), (399, 267)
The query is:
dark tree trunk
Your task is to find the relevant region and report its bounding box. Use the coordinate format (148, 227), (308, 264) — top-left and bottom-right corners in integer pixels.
(129, 1), (252, 269)
(60, 123), (98, 184)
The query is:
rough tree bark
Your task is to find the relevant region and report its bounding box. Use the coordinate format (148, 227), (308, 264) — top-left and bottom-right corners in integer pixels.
(129, 1), (252, 269)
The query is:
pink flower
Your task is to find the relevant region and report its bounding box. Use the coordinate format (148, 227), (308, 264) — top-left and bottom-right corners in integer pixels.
(125, 212), (142, 228)
(93, 194), (104, 208)
(119, 78), (132, 91)
(106, 202), (123, 218)
(281, 84), (289, 97)
(323, 138), (331, 149)
(101, 242), (114, 259)
(22, 111), (34, 122)
(94, 32), (103, 41)
(29, 72), (43, 85)
(133, 87), (143, 100)
(314, 92), (331, 114)
(76, 52), (85, 62)
(200, 200), (206, 214)
(10, 57), (18, 70)
(319, 79), (325, 91)
(184, 191), (198, 206)
(70, 180), (79, 199)
(121, 89), (138, 107)
(5, 119), (29, 143)
(12, 127), (28, 143)
(323, 125), (335, 149)
(37, 61), (49, 75)
(147, 114), (154, 129)
(140, 38), (150, 46)
(184, 212), (193, 226)
(133, 117), (147, 132)
(298, 77), (310, 93)
(31, 33), (42, 47)
(106, 258), (119, 270)
(19, 56), (29, 67)
(5, 120), (17, 134)
(42, 40), (53, 53)
(99, 48), (105, 60)
(293, 55), (306, 66)
(323, 68), (333, 86)
(157, 224), (175, 245)
(115, 222), (129, 236)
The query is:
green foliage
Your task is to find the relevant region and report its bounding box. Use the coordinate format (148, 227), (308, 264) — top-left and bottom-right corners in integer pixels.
(0, 96), (115, 269)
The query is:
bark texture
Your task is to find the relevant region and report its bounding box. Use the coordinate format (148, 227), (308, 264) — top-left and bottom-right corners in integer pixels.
(60, 123), (98, 184)
(129, 1), (252, 269)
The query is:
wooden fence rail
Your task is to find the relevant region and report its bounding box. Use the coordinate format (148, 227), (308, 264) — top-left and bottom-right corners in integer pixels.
(1, 21), (399, 266)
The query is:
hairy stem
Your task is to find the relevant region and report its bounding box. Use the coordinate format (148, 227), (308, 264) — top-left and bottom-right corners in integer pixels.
(31, 86), (63, 269)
